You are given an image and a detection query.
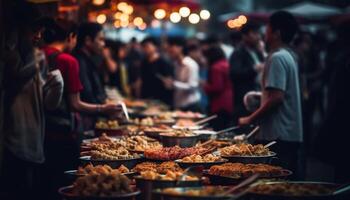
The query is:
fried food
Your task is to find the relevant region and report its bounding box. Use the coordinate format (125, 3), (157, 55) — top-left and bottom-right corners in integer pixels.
(85, 144), (139, 160)
(77, 164), (130, 175)
(72, 170), (132, 196)
(140, 170), (198, 181)
(179, 154), (223, 163)
(250, 182), (335, 196)
(143, 125), (172, 132)
(95, 120), (119, 129)
(124, 135), (162, 152)
(132, 161), (183, 174)
(175, 119), (196, 127)
(219, 144), (272, 157)
(160, 129), (196, 137)
(144, 146), (207, 160)
(209, 163), (286, 179)
(132, 117), (154, 126)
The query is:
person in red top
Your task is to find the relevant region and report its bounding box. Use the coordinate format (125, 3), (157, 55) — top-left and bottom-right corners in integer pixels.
(203, 46), (233, 130)
(40, 18), (122, 199)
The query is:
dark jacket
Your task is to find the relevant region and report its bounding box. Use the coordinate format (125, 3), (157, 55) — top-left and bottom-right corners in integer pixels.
(229, 46), (263, 117)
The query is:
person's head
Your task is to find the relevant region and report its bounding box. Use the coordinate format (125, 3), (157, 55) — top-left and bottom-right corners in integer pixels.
(293, 31), (313, 53)
(204, 46), (226, 66)
(229, 31), (242, 48)
(41, 18), (78, 52)
(141, 37), (159, 57)
(77, 22), (105, 55)
(105, 40), (128, 61)
(185, 43), (202, 60)
(240, 22), (261, 48)
(266, 11), (299, 47)
(201, 35), (221, 51)
(167, 37), (185, 59)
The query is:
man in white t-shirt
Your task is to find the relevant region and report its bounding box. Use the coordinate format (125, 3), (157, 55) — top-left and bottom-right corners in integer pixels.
(162, 37), (201, 112)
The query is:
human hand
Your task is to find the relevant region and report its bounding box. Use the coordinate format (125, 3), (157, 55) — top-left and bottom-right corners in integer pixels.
(238, 116), (253, 126)
(162, 77), (174, 89)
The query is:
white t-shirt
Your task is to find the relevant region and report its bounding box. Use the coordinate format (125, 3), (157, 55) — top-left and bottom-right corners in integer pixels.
(173, 56), (201, 108)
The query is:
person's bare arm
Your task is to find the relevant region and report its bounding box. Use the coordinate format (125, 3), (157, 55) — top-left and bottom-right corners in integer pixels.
(239, 88), (284, 125)
(68, 93), (121, 115)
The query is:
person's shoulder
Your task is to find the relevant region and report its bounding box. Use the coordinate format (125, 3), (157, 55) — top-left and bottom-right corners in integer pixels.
(57, 53), (79, 66)
(183, 56), (199, 69)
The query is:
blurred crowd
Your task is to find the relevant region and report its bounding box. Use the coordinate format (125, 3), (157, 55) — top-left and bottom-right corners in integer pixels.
(1, 1), (350, 200)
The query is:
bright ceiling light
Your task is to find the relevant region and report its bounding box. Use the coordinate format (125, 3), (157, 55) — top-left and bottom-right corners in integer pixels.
(133, 17), (143, 27)
(117, 2), (128, 11)
(179, 7), (190, 17)
(188, 13), (200, 24)
(92, 0), (105, 6)
(154, 8), (166, 20)
(200, 9), (210, 20)
(170, 12), (181, 23)
(96, 14), (107, 24)
(238, 15), (247, 24)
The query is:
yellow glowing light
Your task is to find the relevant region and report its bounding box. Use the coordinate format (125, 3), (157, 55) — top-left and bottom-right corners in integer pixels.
(139, 23), (147, 30)
(120, 13), (129, 21)
(114, 20), (121, 28)
(114, 12), (122, 19)
(238, 15), (247, 24)
(170, 12), (181, 23)
(227, 19), (236, 29)
(200, 10), (210, 20)
(233, 19), (241, 27)
(117, 2), (128, 11)
(92, 0), (105, 6)
(188, 13), (200, 24)
(154, 9), (166, 20)
(96, 14), (107, 24)
(120, 20), (129, 28)
(124, 5), (134, 15)
(133, 17), (143, 26)
(179, 7), (190, 17)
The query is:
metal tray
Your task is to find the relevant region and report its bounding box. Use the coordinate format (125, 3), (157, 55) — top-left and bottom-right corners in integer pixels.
(79, 156), (142, 169)
(221, 152), (277, 164)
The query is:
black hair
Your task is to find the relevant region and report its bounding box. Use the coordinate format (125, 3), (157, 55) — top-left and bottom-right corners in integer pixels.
(41, 17), (78, 44)
(240, 22), (260, 35)
(269, 11), (299, 44)
(130, 37), (137, 43)
(77, 22), (103, 48)
(202, 34), (221, 46)
(141, 37), (159, 46)
(204, 46), (226, 66)
(184, 43), (200, 55)
(167, 37), (186, 47)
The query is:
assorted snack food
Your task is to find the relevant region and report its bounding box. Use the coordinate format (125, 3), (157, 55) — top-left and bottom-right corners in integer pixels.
(160, 129), (196, 137)
(178, 154), (224, 163)
(71, 171), (132, 196)
(208, 163), (287, 179)
(144, 146), (208, 160)
(219, 143), (272, 157)
(77, 164), (130, 175)
(132, 161), (183, 174)
(95, 120), (119, 129)
(140, 170), (198, 181)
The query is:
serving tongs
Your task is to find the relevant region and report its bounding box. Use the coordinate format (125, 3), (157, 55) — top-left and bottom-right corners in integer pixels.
(194, 115), (218, 125)
(176, 165), (204, 185)
(223, 174), (260, 199)
(333, 183), (350, 196)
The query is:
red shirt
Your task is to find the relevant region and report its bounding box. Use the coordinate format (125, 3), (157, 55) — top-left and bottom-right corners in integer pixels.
(204, 59), (233, 114)
(43, 46), (83, 94)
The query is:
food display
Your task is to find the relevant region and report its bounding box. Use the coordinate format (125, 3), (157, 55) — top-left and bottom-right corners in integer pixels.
(84, 144), (140, 160)
(70, 171), (132, 196)
(143, 125), (172, 132)
(77, 164), (130, 175)
(142, 107), (162, 116)
(162, 186), (228, 197)
(208, 163), (287, 179)
(175, 119), (196, 127)
(140, 170), (198, 181)
(219, 144), (272, 157)
(178, 154), (223, 163)
(95, 120), (119, 129)
(131, 117), (154, 126)
(144, 146), (208, 161)
(160, 129), (196, 137)
(132, 161), (183, 174)
(173, 111), (205, 119)
(250, 182), (336, 197)
(124, 99), (147, 108)
(125, 135), (162, 152)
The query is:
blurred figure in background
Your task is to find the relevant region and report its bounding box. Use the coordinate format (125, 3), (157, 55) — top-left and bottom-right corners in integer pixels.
(203, 46), (233, 130)
(138, 37), (174, 106)
(164, 37), (201, 112)
(0, 2), (63, 199)
(126, 37), (144, 97)
(41, 18), (121, 199)
(229, 22), (264, 125)
(239, 11), (304, 179)
(315, 21), (350, 183)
